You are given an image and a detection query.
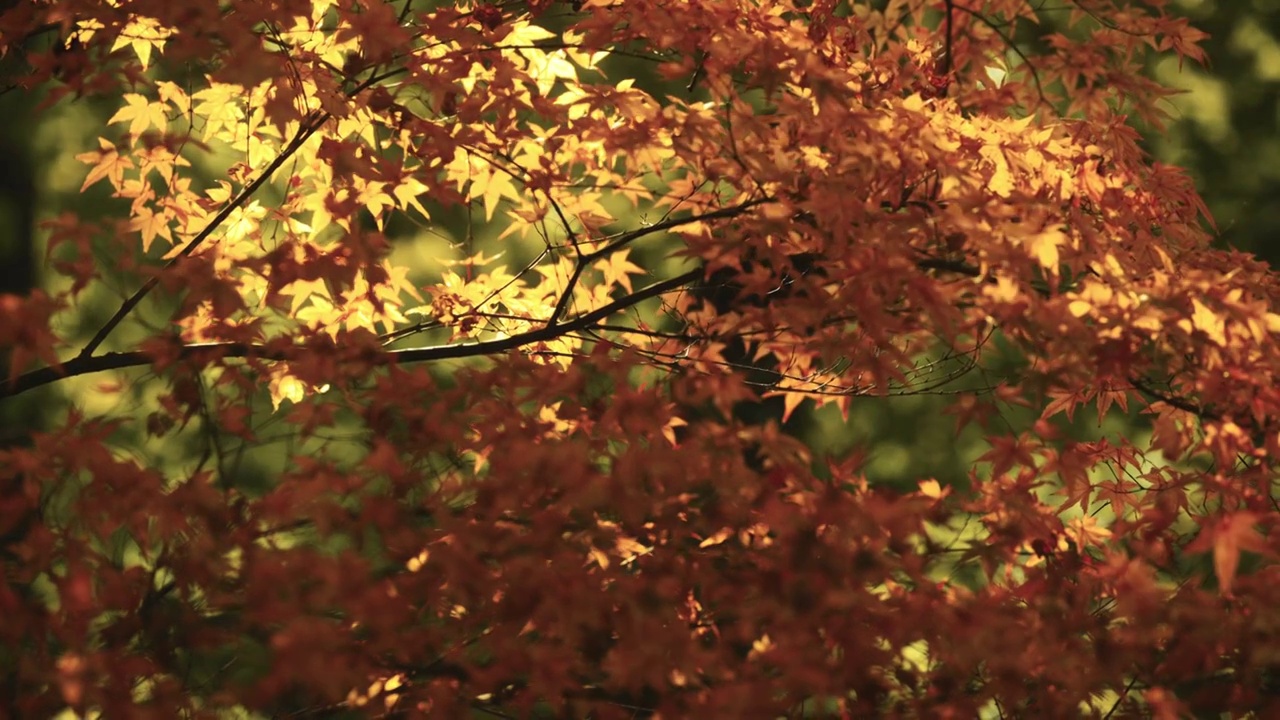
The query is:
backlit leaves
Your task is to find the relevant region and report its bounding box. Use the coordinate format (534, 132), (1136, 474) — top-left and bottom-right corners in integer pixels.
(106, 92), (171, 138)
(1187, 297), (1228, 346)
(7, 0), (1280, 718)
(75, 139), (134, 192)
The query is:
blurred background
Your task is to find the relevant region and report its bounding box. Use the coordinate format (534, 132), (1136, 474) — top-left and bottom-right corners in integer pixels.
(0, 0), (1274, 489)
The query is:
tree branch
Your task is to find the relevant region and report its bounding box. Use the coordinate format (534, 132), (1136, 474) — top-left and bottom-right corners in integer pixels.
(581, 197), (771, 265)
(545, 193), (586, 327)
(547, 197), (770, 327)
(0, 269), (701, 399)
(1129, 375), (1220, 421)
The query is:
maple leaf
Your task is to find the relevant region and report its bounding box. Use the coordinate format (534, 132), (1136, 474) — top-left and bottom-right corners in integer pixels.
(391, 175), (431, 220)
(106, 93), (172, 139)
(478, 170), (521, 223)
(110, 16), (175, 70)
(918, 479), (948, 500)
(769, 389), (808, 424)
(155, 81), (191, 116)
(129, 206), (173, 253)
(1186, 512), (1271, 597)
(75, 138), (134, 192)
(268, 371), (308, 410)
(595, 249), (645, 294)
(1186, 297), (1228, 346)
(1025, 226), (1067, 272)
(980, 143), (1014, 198)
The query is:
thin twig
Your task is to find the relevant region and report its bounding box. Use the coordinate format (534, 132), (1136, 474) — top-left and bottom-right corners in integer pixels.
(546, 195), (586, 326)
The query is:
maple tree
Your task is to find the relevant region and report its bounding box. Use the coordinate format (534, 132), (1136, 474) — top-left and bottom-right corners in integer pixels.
(2, 0), (1277, 716)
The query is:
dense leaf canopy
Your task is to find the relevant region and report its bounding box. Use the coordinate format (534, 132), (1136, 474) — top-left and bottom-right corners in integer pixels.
(1, 0), (1277, 717)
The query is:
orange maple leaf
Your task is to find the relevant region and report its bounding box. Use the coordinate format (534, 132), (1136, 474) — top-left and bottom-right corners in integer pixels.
(1186, 512), (1271, 597)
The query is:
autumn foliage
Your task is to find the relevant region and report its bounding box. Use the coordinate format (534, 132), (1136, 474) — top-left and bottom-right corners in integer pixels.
(3, 0), (1279, 717)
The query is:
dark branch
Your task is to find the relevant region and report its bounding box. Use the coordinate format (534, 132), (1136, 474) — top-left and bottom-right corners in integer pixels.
(582, 197), (771, 265)
(1129, 376), (1220, 421)
(548, 197), (770, 327)
(545, 194), (586, 327)
(1, 269), (701, 399)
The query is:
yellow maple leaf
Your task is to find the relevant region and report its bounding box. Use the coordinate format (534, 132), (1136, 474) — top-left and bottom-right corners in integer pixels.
(983, 275), (1021, 304)
(980, 144), (1013, 198)
(1190, 298), (1227, 346)
(75, 138), (134, 192)
(478, 171), (521, 223)
(918, 479), (948, 499)
(155, 81), (191, 116)
(297, 295), (342, 337)
(391, 176), (431, 220)
(760, 389), (808, 423)
(614, 535), (652, 564)
(284, 277), (330, 314)
(595, 249), (645, 293)
(587, 546), (610, 569)
(223, 201), (266, 243)
(661, 416), (687, 447)
(268, 373), (308, 410)
(136, 145), (190, 187)
(129, 206), (173, 253)
(191, 84), (246, 140)
(110, 16), (174, 70)
(498, 21), (556, 46)
(698, 528), (733, 548)
(522, 48), (579, 95)
(106, 93), (171, 139)
(354, 179), (394, 229)
(901, 93), (926, 112)
(1026, 226), (1066, 272)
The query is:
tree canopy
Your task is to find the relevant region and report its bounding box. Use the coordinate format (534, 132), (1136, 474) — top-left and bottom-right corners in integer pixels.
(1, 0), (1276, 717)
